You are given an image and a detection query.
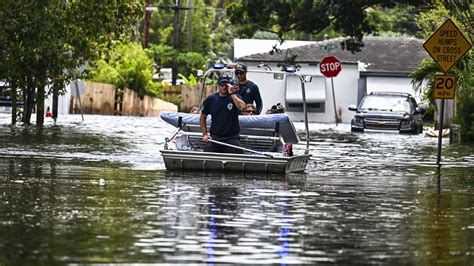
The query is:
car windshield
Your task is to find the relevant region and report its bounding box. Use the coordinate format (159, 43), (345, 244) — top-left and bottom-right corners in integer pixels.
(359, 95), (412, 112)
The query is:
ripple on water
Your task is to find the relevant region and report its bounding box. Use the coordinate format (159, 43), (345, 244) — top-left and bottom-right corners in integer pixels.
(0, 114), (473, 264)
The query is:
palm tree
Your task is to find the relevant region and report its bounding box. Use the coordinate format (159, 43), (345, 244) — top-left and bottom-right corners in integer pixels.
(410, 0), (473, 142)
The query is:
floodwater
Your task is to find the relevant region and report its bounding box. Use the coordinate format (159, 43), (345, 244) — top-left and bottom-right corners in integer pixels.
(0, 113), (473, 265)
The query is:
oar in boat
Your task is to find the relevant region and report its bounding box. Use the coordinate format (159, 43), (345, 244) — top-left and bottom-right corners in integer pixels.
(208, 138), (274, 158)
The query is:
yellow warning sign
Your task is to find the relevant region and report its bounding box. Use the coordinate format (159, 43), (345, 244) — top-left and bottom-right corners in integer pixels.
(433, 74), (456, 99)
(423, 18), (472, 73)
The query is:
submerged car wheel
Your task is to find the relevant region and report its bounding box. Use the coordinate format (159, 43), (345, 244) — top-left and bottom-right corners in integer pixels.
(417, 125), (423, 134)
(351, 127), (364, 132)
(402, 125), (421, 135)
(412, 124), (423, 135)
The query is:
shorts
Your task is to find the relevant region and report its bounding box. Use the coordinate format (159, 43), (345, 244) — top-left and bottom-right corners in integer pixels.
(205, 134), (243, 154)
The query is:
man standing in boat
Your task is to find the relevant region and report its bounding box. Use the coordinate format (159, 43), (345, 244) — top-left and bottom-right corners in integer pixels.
(234, 63), (263, 114)
(200, 76), (246, 153)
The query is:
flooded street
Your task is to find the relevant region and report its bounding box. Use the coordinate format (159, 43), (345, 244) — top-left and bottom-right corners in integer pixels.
(0, 113), (473, 264)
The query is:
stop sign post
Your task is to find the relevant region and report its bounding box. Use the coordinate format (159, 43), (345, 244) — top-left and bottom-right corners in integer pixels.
(320, 56), (342, 125)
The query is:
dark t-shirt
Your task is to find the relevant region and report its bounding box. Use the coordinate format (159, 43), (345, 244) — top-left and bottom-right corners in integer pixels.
(238, 80), (263, 114)
(202, 93), (241, 137)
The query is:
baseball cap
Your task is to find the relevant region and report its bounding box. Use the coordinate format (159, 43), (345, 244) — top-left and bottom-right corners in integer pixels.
(218, 76), (231, 86)
(235, 63), (247, 72)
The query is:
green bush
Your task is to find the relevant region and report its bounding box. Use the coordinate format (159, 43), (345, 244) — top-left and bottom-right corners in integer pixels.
(455, 82), (474, 142)
(87, 42), (162, 98)
(148, 44), (208, 78)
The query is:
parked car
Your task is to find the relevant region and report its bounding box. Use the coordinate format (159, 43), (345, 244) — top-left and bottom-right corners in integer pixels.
(348, 92), (425, 134)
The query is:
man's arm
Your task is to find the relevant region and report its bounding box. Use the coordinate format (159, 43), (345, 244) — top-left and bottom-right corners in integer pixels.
(200, 112), (210, 142)
(229, 85), (246, 111)
(254, 85), (263, 114)
(230, 93), (246, 110)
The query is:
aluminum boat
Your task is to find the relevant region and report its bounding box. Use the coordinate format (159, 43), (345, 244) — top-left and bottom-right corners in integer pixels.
(160, 64), (312, 173)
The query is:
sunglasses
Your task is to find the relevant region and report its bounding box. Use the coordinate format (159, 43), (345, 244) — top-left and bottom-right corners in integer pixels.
(235, 71), (245, 76)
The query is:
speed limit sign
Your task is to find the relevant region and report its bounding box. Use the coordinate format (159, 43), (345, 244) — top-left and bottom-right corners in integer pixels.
(433, 74), (456, 99)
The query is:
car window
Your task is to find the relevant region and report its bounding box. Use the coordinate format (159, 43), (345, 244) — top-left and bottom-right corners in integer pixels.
(359, 95), (412, 112)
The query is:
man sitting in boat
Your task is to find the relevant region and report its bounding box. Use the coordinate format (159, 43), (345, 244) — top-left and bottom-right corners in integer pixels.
(200, 76), (246, 153)
(242, 103), (256, 115)
(235, 63), (263, 114)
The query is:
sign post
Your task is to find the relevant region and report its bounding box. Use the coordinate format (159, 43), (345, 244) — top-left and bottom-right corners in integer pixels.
(320, 56), (342, 126)
(433, 74), (456, 164)
(423, 18), (472, 165)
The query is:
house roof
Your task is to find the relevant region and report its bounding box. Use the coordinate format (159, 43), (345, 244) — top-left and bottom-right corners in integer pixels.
(236, 36), (429, 75)
(233, 39), (316, 60)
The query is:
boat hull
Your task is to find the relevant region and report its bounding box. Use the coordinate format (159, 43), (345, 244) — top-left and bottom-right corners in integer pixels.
(161, 150), (310, 173)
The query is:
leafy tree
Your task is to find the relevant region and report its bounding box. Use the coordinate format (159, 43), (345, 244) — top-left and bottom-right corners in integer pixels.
(178, 73), (199, 86)
(411, 0), (473, 142)
(147, 0), (214, 53)
(0, 0), (143, 125)
(177, 51), (209, 75)
(366, 3), (420, 36)
(207, 6), (237, 62)
(227, 0), (430, 53)
(87, 42), (163, 98)
(148, 44), (178, 66)
(148, 44), (209, 79)
(144, 0), (237, 77)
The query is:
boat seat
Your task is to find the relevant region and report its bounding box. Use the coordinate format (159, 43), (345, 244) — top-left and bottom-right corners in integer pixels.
(185, 134), (282, 152)
(183, 124), (279, 138)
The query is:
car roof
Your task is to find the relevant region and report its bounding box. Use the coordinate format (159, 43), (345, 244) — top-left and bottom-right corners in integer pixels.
(368, 91), (413, 98)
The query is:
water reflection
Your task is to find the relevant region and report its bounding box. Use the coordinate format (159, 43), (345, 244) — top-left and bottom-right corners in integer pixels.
(134, 173), (308, 264)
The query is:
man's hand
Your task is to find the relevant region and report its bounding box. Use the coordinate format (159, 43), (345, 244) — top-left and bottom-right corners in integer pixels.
(228, 84), (239, 95)
(202, 134), (210, 142)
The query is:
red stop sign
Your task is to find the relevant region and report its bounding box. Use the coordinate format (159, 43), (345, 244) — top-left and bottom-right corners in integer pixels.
(320, 56), (342, 78)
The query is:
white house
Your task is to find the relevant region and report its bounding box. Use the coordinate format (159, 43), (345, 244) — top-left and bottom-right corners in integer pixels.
(235, 37), (429, 123)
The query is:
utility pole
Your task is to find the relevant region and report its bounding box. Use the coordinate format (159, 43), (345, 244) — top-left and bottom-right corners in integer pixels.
(171, 0), (180, 85)
(186, 0), (193, 52)
(145, 0), (191, 85)
(143, 0), (151, 48)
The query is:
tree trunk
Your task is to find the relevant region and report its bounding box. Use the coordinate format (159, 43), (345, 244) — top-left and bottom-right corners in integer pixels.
(23, 79), (35, 125)
(52, 86), (59, 123)
(36, 85), (45, 126)
(10, 82), (17, 125)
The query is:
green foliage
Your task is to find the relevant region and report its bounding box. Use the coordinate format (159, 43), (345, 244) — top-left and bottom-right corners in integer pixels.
(145, 0), (235, 66)
(87, 42), (163, 98)
(366, 3), (420, 36)
(412, 0), (474, 142)
(148, 44), (208, 79)
(0, 0), (143, 125)
(417, 0), (453, 39)
(207, 6), (237, 62)
(453, 51), (474, 142)
(177, 52), (208, 76)
(148, 44), (177, 66)
(178, 73), (198, 86)
(227, 0), (429, 53)
(148, 0), (214, 53)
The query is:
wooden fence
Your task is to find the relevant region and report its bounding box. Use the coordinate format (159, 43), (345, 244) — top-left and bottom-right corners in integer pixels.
(179, 85), (216, 113)
(70, 82), (178, 116)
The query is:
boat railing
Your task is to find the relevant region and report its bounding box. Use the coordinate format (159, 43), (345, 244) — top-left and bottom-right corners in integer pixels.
(197, 64), (310, 154)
